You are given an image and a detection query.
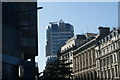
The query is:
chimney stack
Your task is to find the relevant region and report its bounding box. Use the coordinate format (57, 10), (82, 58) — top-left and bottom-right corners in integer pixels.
(98, 26), (110, 36)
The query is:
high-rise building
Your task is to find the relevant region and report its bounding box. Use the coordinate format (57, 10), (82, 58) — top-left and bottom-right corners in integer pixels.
(46, 20), (74, 64)
(1, 2), (39, 80)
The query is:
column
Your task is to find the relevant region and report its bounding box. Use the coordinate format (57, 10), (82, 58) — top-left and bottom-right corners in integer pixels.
(79, 55), (80, 71)
(75, 57), (77, 72)
(73, 58), (75, 73)
(85, 52), (87, 68)
(91, 49), (93, 66)
(88, 51), (90, 67)
(89, 50), (92, 67)
(77, 56), (79, 72)
(82, 54), (83, 70)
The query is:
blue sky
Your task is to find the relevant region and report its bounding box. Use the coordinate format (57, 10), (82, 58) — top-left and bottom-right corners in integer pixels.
(36, 2), (118, 72)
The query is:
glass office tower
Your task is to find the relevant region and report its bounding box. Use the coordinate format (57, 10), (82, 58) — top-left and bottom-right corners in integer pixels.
(46, 20), (74, 64)
(1, 2), (38, 80)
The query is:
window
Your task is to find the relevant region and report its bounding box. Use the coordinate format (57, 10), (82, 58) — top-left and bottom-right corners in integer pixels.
(52, 44), (58, 46)
(118, 42), (120, 48)
(70, 53), (72, 56)
(103, 58), (106, 66)
(52, 47), (58, 50)
(52, 50), (58, 54)
(112, 68), (114, 78)
(108, 69), (110, 78)
(107, 57), (109, 65)
(99, 50), (102, 57)
(52, 40), (58, 43)
(59, 33), (71, 36)
(103, 58), (107, 66)
(110, 34), (112, 39)
(110, 55), (113, 64)
(103, 49), (105, 54)
(107, 47), (109, 53)
(96, 50), (98, 58)
(106, 36), (108, 41)
(114, 43), (115, 49)
(113, 32), (116, 37)
(115, 66), (118, 77)
(101, 71), (103, 78)
(52, 33), (58, 36)
(52, 37), (58, 39)
(111, 45), (113, 51)
(114, 54), (117, 63)
(97, 61), (99, 68)
(100, 59), (102, 67)
(104, 70), (107, 78)
(116, 42), (118, 48)
(102, 49), (105, 55)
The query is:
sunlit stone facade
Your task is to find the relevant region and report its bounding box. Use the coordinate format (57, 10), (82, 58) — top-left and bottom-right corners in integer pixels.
(96, 27), (120, 80)
(72, 27), (110, 80)
(73, 38), (97, 80)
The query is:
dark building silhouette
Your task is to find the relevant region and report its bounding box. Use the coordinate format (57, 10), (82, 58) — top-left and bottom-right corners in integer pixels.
(1, 2), (38, 80)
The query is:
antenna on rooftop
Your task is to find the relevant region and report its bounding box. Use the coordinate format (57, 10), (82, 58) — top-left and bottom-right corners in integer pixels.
(81, 30), (83, 34)
(85, 26), (88, 33)
(59, 19), (64, 23)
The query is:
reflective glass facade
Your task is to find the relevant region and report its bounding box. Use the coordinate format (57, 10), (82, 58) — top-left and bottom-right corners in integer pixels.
(46, 20), (74, 57)
(1, 2), (38, 80)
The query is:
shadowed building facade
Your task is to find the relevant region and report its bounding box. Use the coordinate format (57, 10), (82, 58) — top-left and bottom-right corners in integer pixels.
(1, 2), (38, 80)
(59, 35), (86, 79)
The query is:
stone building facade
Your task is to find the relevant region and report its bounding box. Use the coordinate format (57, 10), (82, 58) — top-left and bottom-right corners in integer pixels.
(72, 27), (110, 80)
(73, 37), (97, 80)
(59, 33), (97, 80)
(95, 27), (120, 80)
(59, 26), (120, 80)
(60, 35), (86, 79)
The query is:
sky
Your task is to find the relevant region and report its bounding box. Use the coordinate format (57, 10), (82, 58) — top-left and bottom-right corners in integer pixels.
(36, 2), (118, 72)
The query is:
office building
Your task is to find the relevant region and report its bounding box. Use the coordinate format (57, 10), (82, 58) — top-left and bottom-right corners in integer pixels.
(1, 2), (38, 80)
(46, 20), (74, 64)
